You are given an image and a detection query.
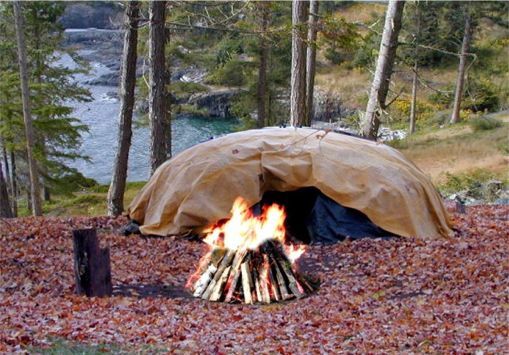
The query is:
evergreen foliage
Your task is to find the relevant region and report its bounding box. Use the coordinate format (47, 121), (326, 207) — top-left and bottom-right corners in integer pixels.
(0, 2), (91, 197)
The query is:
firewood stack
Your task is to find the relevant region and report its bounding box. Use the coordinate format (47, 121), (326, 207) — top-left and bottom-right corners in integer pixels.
(189, 241), (313, 304)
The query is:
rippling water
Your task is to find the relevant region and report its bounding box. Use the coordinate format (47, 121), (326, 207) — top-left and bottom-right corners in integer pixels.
(60, 50), (238, 184)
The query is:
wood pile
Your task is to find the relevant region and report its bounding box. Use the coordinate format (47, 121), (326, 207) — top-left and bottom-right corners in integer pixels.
(189, 241), (313, 304)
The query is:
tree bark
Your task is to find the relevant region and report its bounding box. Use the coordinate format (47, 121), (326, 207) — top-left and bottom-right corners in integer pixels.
(108, 1), (140, 217)
(149, 0), (169, 175)
(256, 3), (270, 128)
(409, 3), (420, 135)
(1, 142), (10, 193)
(13, 1), (42, 216)
(305, 0), (319, 126)
(10, 150), (17, 217)
(450, 10), (472, 124)
(290, 0), (308, 127)
(72, 229), (112, 297)
(361, 0), (405, 140)
(409, 60), (418, 134)
(0, 160), (13, 218)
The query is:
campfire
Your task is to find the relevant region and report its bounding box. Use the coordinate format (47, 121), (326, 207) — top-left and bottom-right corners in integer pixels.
(187, 197), (314, 304)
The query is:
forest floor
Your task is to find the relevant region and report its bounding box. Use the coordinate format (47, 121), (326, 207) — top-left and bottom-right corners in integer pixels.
(1, 206), (507, 353)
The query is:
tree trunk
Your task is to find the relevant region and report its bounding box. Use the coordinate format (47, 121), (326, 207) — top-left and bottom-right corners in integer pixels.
(290, 0), (308, 127)
(149, 0), (169, 175)
(361, 0), (405, 140)
(450, 10), (472, 124)
(409, 60), (418, 134)
(108, 1), (140, 217)
(10, 150), (17, 217)
(72, 229), (112, 297)
(0, 160), (13, 218)
(256, 3), (270, 128)
(13, 1), (42, 216)
(2, 142), (10, 192)
(305, 0), (319, 126)
(408, 2), (420, 135)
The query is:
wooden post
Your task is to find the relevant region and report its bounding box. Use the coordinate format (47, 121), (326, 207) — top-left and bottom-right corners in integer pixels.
(72, 229), (112, 297)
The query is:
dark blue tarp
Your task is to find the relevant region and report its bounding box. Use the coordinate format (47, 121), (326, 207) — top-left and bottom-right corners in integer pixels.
(306, 193), (395, 243)
(253, 188), (396, 244)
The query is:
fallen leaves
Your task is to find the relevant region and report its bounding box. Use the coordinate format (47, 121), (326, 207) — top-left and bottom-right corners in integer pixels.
(0, 206), (508, 353)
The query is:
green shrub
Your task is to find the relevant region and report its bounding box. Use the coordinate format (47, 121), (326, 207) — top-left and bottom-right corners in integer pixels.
(427, 110), (451, 127)
(463, 78), (500, 112)
(206, 60), (249, 87)
(438, 169), (505, 198)
(170, 82), (208, 97)
(468, 116), (503, 131)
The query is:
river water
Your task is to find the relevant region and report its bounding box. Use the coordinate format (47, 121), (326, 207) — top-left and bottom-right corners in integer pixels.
(59, 45), (238, 185)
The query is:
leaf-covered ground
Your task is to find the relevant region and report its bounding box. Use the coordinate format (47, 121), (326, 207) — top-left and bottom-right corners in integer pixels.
(1, 206), (508, 353)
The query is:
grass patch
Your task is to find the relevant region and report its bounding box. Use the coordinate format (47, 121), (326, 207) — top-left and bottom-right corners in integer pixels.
(438, 168), (507, 199)
(469, 116), (503, 131)
(17, 181), (146, 217)
(393, 121), (508, 184)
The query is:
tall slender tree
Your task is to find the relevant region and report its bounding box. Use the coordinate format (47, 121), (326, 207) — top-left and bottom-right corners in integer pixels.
(450, 7), (472, 124)
(149, 0), (169, 175)
(361, 0), (405, 140)
(408, 2), (421, 135)
(305, 0), (319, 126)
(13, 1), (42, 216)
(290, 0), (308, 127)
(108, 1), (140, 217)
(10, 150), (17, 216)
(0, 160), (12, 218)
(256, 2), (270, 128)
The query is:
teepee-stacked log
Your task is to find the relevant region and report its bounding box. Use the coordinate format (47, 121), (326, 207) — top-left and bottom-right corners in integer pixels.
(190, 241), (312, 304)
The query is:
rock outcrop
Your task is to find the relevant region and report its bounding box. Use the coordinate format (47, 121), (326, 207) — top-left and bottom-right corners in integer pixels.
(188, 89), (244, 118)
(59, 3), (123, 30)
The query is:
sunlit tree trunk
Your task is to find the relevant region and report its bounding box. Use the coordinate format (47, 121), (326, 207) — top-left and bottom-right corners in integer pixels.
(10, 150), (18, 217)
(0, 160), (13, 218)
(13, 1), (42, 216)
(450, 10), (472, 124)
(290, 0), (308, 127)
(149, 0), (169, 175)
(305, 0), (319, 126)
(1, 141), (11, 195)
(409, 3), (420, 135)
(108, 1), (140, 217)
(409, 61), (418, 134)
(256, 2), (270, 128)
(362, 0), (405, 140)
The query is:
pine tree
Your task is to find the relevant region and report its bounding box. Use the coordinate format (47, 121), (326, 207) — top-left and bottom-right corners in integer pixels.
(450, 6), (472, 124)
(108, 1), (140, 217)
(305, 0), (319, 126)
(13, 1), (42, 216)
(361, 0), (405, 140)
(0, 2), (91, 207)
(149, 0), (170, 175)
(290, 0), (308, 127)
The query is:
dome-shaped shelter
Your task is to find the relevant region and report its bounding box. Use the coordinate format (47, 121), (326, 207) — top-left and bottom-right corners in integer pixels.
(128, 127), (453, 239)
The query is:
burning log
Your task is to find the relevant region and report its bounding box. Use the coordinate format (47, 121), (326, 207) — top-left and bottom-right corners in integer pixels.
(187, 197), (314, 304)
(188, 241), (313, 304)
(240, 255), (254, 304)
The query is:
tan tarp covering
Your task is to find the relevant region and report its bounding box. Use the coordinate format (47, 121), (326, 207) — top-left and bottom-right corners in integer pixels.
(128, 127), (453, 238)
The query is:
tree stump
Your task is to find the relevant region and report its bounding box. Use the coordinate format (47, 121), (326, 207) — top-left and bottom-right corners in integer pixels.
(72, 229), (112, 297)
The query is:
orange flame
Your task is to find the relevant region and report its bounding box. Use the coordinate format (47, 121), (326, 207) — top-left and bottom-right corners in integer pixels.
(203, 197), (287, 251)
